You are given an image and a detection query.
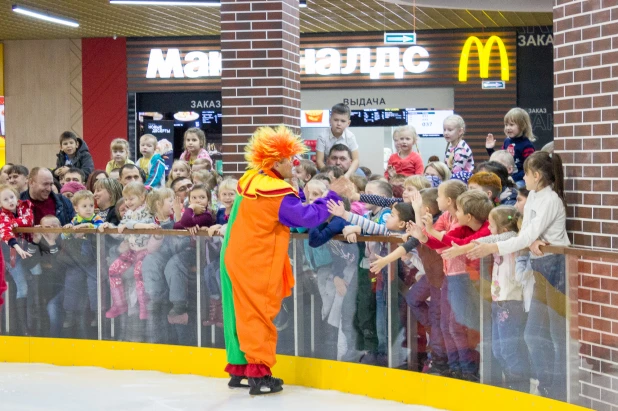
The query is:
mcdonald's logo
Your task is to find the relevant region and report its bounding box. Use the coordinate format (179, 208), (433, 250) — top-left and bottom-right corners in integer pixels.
(459, 35), (510, 82)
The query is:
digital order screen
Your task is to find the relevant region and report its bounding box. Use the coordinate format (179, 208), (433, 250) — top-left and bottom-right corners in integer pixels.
(406, 109), (454, 137)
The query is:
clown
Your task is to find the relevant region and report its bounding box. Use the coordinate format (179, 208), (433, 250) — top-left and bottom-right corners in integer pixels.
(221, 125), (346, 395)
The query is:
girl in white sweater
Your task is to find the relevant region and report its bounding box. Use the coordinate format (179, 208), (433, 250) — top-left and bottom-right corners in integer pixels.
(468, 151), (569, 401)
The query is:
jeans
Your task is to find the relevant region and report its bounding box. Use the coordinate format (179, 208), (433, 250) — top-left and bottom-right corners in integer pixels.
(63, 265), (97, 312)
(47, 291), (64, 338)
(406, 275), (446, 361)
(164, 247), (196, 304)
(7, 258), (28, 299)
(524, 254), (567, 402)
(340, 268), (359, 358)
(447, 273), (480, 332)
(142, 252), (170, 304)
(376, 285), (387, 355)
(491, 300), (529, 383)
(441, 276), (479, 374)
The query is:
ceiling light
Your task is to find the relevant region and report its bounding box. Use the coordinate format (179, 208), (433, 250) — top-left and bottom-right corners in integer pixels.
(110, 0), (222, 5)
(12, 4), (79, 27)
(110, 0), (307, 7)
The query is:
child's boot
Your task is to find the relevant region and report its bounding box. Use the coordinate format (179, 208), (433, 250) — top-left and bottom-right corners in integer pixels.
(105, 278), (128, 319)
(202, 299), (217, 327)
(167, 302), (188, 325)
(214, 299), (223, 328)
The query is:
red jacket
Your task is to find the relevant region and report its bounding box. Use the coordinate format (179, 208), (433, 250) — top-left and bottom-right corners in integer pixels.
(0, 200), (34, 246)
(385, 151), (424, 178)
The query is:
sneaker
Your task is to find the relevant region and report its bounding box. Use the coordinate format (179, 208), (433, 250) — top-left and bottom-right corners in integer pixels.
(449, 370), (464, 380)
(63, 311), (76, 328)
(424, 360), (450, 376)
(168, 313), (189, 325)
(359, 352), (377, 365)
(228, 375), (249, 389)
(248, 376), (283, 395)
(376, 353), (388, 367)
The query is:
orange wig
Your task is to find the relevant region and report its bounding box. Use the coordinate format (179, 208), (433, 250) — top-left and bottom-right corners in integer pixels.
(245, 125), (307, 170)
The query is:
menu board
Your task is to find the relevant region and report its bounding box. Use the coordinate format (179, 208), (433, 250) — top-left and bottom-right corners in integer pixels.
(406, 109), (454, 137)
(350, 109), (407, 127)
(201, 111), (222, 125)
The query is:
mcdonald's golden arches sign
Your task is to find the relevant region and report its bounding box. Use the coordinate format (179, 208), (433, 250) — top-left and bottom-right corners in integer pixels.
(459, 35), (510, 82)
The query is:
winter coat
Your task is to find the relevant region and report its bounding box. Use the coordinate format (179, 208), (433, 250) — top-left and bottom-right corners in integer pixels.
(54, 138), (95, 181)
(0, 201), (34, 246)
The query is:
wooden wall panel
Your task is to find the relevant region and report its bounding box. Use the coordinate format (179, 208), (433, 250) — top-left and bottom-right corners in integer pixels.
(4, 39), (83, 166)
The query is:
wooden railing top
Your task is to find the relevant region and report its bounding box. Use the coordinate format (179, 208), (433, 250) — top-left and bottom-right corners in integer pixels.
(14, 227), (618, 258)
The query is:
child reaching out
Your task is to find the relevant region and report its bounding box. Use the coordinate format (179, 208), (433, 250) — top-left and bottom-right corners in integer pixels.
(327, 199), (412, 238)
(467, 152), (569, 401)
(486, 108), (536, 187)
(0, 185), (33, 259)
(443, 115), (474, 174)
(105, 138), (134, 175)
(0, 184), (33, 318)
(476, 206), (529, 391)
(179, 128), (213, 167)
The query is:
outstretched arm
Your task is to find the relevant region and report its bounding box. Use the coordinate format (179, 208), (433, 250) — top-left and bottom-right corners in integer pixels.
(278, 191), (341, 229)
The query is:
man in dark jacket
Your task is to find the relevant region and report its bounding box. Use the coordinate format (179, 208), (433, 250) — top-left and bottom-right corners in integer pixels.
(21, 167), (74, 226)
(53, 131), (95, 182)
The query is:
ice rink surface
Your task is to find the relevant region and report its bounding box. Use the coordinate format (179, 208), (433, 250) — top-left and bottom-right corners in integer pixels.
(0, 363), (442, 411)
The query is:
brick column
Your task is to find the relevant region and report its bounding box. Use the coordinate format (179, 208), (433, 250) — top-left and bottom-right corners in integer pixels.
(220, 0), (301, 174)
(554, 1), (618, 410)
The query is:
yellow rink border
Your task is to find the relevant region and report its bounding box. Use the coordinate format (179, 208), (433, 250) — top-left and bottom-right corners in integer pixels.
(0, 336), (589, 411)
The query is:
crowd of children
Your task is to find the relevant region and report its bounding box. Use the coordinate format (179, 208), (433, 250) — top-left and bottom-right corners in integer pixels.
(0, 104), (569, 401)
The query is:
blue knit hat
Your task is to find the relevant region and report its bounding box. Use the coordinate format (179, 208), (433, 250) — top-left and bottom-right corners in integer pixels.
(450, 171), (472, 184)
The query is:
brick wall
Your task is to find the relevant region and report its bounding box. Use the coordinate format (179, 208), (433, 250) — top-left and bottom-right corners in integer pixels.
(220, 0), (301, 174)
(553, 1), (618, 410)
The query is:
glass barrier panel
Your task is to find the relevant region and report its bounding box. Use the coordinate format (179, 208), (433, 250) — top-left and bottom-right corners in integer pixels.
(1, 227), (586, 408)
(100, 232), (199, 346)
(198, 235), (226, 349)
(293, 235), (409, 368)
(1, 232), (99, 340)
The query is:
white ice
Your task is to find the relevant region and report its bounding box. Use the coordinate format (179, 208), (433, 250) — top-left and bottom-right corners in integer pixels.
(0, 363), (442, 411)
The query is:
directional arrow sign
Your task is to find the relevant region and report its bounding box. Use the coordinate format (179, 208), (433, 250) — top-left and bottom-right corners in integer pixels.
(482, 81), (506, 90)
(384, 32), (416, 45)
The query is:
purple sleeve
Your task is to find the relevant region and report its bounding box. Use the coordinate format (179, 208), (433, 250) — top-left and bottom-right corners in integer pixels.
(194, 210), (214, 227)
(173, 208), (214, 229)
(278, 191), (341, 228)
